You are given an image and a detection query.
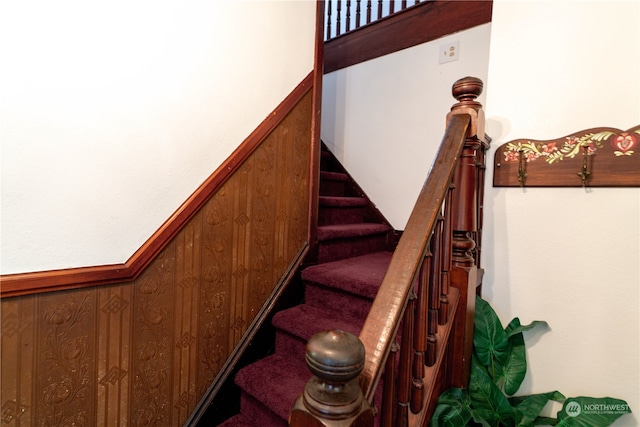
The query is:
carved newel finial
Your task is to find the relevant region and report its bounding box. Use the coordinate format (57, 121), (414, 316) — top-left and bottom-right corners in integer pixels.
(447, 76), (485, 139)
(452, 76), (483, 106)
(289, 330), (373, 427)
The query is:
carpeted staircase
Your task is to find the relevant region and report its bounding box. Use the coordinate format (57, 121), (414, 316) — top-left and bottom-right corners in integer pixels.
(219, 146), (395, 427)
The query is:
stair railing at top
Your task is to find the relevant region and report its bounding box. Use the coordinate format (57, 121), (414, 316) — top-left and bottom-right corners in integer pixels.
(325, 0), (425, 40)
(289, 76), (489, 427)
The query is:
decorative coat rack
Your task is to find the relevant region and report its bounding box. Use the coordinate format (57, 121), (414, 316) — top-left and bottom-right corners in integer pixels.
(493, 125), (640, 187)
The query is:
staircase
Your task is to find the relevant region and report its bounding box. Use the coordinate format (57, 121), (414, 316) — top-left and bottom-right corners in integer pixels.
(218, 145), (396, 426)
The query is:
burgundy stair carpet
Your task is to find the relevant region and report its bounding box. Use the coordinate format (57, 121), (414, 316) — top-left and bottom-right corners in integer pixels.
(219, 147), (394, 427)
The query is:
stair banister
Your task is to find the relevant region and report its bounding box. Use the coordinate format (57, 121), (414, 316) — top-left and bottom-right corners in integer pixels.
(289, 77), (487, 426)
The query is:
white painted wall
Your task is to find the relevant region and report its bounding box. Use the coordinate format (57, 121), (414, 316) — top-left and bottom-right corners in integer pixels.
(484, 1), (639, 424)
(0, 1), (315, 274)
(321, 23), (492, 229)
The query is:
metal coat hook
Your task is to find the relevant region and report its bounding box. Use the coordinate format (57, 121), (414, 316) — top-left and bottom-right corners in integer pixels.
(517, 150), (527, 187)
(577, 145), (591, 187)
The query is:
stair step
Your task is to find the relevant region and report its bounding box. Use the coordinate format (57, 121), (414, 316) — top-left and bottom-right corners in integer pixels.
(233, 353), (310, 425)
(319, 196), (366, 207)
(317, 223), (389, 241)
(219, 413), (274, 427)
(319, 171), (349, 196)
(319, 196), (368, 225)
(320, 170), (348, 181)
(273, 304), (364, 359)
(317, 223), (390, 263)
(302, 251), (392, 319)
(302, 251), (392, 297)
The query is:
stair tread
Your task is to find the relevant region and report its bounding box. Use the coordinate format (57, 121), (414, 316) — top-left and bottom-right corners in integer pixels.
(273, 304), (363, 344)
(320, 170), (348, 181)
(317, 223), (390, 241)
(319, 195), (367, 207)
(302, 251), (393, 299)
(234, 353), (310, 422)
(219, 413), (275, 427)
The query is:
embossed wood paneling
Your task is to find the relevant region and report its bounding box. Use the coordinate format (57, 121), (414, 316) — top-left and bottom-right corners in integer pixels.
(1, 92), (312, 426)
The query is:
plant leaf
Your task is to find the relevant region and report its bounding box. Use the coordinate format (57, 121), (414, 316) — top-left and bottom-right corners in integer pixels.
(555, 397), (632, 427)
(534, 416), (559, 425)
(430, 388), (473, 427)
(469, 354), (514, 426)
(505, 318), (548, 339)
(496, 328), (527, 395)
(509, 391), (565, 426)
(474, 296), (509, 372)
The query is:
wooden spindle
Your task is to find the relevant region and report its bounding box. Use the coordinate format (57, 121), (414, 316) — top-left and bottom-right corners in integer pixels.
(336, 0), (342, 36)
(366, 0), (372, 24)
(327, 0), (333, 40)
(402, 0), (407, 10)
(378, 0), (383, 20)
(380, 342), (399, 427)
(346, 0), (351, 32)
(395, 294), (415, 427)
(439, 185), (454, 325)
(389, 0), (394, 15)
(356, 0), (362, 29)
(411, 256), (431, 414)
(426, 219), (442, 367)
(290, 330), (374, 426)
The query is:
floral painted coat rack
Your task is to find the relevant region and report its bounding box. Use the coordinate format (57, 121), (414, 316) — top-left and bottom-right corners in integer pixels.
(493, 125), (640, 187)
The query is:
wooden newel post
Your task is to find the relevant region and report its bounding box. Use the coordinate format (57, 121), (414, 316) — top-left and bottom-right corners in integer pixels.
(445, 76), (487, 388)
(289, 330), (374, 427)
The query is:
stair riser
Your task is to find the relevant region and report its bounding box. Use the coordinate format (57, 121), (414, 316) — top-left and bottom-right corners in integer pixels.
(275, 331), (308, 361)
(317, 234), (388, 263)
(304, 284), (374, 321)
(320, 180), (347, 197)
(318, 206), (366, 225)
(238, 393), (287, 427)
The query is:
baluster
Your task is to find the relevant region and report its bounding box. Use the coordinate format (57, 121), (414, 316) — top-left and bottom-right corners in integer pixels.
(336, 0), (342, 36)
(290, 330), (374, 426)
(439, 185), (454, 325)
(380, 342), (399, 427)
(366, 0), (372, 24)
(426, 217), (442, 366)
(346, 0), (351, 32)
(327, 0), (332, 40)
(395, 293), (415, 427)
(402, 0), (407, 10)
(389, 0), (394, 15)
(378, 0), (383, 20)
(356, 0), (362, 28)
(411, 255), (430, 414)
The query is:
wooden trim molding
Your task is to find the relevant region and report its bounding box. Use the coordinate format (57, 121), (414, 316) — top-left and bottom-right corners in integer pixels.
(1, 72), (314, 297)
(308, 0), (325, 254)
(324, 1), (493, 74)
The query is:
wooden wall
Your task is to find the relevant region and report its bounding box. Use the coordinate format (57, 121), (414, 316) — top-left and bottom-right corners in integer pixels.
(0, 91), (312, 426)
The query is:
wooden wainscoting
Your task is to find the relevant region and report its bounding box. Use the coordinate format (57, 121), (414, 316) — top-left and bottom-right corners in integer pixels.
(0, 91), (312, 426)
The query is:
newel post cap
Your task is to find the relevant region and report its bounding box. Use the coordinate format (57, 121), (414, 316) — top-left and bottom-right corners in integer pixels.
(447, 76), (485, 139)
(306, 329), (365, 384)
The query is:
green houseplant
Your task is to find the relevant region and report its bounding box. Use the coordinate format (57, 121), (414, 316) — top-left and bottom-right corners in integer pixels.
(430, 296), (632, 427)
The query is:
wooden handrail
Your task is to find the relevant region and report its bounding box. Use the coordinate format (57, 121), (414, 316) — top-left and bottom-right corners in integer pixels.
(290, 76), (488, 426)
(358, 112), (470, 400)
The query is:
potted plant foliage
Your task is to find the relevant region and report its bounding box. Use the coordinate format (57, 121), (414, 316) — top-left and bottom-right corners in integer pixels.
(430, 296), (632, 427)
